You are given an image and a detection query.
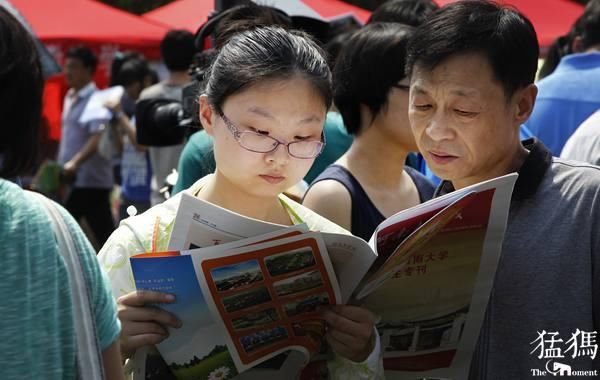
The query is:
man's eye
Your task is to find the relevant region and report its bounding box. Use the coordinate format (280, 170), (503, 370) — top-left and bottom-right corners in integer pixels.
(414, 104), (432, 111)
(455, 110), (477, 117)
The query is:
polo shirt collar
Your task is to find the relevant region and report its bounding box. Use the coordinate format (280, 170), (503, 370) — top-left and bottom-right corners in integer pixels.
(68, 82), (96, 100)
(556, 52), (600, 72)
(434, 138), (553, 201)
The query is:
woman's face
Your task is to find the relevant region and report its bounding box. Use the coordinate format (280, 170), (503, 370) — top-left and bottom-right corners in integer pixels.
(374, 77), (418, 152)
(201, 76), (327, 200)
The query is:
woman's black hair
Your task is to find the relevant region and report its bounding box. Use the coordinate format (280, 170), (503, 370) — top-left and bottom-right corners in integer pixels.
(205, 26), (332, 112)
(0, 6), (44, 178)
(333, 23), (413, 135)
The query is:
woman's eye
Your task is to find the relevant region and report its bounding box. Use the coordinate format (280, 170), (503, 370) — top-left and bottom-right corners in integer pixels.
(249, 127), (269, 135)
(294, 135), (311, 141)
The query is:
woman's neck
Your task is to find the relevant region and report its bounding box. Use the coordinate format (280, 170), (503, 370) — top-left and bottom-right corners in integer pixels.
(342, 126), (410, 189)
(196, 171), (292, 225)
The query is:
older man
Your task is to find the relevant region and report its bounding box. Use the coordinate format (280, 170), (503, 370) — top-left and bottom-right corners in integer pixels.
(406, 1), (600, 378)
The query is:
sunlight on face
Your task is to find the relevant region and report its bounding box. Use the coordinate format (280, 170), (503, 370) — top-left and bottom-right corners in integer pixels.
(408, 52), (523, 188)
(210, 76), (327, 199)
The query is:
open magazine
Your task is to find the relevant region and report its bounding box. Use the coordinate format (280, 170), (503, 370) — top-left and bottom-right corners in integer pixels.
(130, 173), (517, 380)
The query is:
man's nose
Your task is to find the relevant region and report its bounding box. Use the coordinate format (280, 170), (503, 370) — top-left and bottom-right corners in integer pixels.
(426, 112), (454, 142)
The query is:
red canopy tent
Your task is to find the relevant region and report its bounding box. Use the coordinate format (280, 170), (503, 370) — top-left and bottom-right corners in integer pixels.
(9, 0), (171, 142)
(143, 0), (371, 32)
(434, 0), (585, 49)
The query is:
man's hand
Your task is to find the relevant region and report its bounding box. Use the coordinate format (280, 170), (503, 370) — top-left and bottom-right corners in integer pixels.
(322, 305), (377, 362)
(117, 290), (182, 361)
(62, 160), (79, 180)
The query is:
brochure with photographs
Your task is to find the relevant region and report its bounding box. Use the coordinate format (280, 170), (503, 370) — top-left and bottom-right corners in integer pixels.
(130, 173), (517, 380)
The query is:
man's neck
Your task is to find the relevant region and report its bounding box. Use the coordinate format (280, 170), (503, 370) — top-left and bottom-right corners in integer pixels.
(72, 80), (92, 94)
(166, 71), (190, 86)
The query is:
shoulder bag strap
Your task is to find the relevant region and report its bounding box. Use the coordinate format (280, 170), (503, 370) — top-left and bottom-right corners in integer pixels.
(27, 191), (105, 380)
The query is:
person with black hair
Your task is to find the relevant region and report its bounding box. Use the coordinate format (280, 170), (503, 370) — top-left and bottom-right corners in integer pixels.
(367, 0), (438, 26)
(406, 1), (600, 378)
(140, 29), (195, 206)
(57, 45), (115, 247)
(106, 56), (154, 220)
(0, 6), (124, 379)
(526, 0), (600, 155)
(304, 23), (434, 241)
(99, 26), (383, 380)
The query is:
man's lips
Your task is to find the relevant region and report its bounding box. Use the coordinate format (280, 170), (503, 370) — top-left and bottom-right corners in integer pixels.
(259, 174), (286, 184)
(428, 150), (458, 165)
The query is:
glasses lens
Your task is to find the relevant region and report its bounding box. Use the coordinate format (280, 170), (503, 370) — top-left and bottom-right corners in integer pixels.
(289, 141), (324, 158)
(239, 132), (279, 153)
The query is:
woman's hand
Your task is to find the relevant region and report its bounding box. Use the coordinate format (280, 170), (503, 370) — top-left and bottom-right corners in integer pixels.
(117, 290), (182, 360)
(322, 305), (377, 362)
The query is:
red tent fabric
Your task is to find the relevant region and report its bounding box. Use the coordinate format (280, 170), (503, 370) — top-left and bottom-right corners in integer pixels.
(143, 0), (371, 32)
(9, 0), (171, 143)
(434, 0), (585, 49)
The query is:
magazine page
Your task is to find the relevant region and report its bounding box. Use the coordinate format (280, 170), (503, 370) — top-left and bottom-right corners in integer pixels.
(129, 226), (312, 380)
(168, 193), (286, 250)
(358, 173), (517, 379)
(188, 232), (342, 375)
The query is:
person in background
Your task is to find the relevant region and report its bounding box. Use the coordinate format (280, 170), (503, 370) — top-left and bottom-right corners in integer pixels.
(303, 23), (434, 241)
(526, 0), (600, 155)
(560, 109), (600, 165)
(0, 6), (123, 379)
(57, 45), (115, 247)
(140, 29), (195, 206)
(107, 56), (154, 220)
(367, 0), (438, 26)
(98, 26), (382, 380)
(406, 2), (600, 377)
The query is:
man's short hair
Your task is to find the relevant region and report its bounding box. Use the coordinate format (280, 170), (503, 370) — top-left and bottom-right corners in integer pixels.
(66, 45), (98, 73)
(406, 0), (539, 99)
(160, 29), (195, 72)
(117, 57), (150, 87)
(368, 0), (438, 26)
(578, 0), (600, 50)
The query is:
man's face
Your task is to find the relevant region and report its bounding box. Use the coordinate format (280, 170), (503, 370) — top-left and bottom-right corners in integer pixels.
(409, 52), (527, 189)
(64, 57), (92, 90)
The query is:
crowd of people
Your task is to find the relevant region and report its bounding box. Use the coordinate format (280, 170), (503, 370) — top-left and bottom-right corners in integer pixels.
(1, 0), (599, 379)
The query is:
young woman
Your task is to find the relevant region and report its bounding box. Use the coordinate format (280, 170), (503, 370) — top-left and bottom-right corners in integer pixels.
(303, 23), (435, 241)
(98, 27), (381, 379)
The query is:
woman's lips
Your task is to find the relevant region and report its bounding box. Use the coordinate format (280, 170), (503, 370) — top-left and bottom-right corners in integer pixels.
(428, 151), (458, 165)
(259, 174), (286, 184)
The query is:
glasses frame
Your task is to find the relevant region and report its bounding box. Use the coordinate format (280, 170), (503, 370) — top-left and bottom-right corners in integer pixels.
(215, 108), (326, 159)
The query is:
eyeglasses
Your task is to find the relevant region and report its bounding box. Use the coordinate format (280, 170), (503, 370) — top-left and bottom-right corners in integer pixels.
(215, 108), (326, 159)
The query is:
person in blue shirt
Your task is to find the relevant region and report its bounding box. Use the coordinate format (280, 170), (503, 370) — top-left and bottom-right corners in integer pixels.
(526, 2), (600, 155)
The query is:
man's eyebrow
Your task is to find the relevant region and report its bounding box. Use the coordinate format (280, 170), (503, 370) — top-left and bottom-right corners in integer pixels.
(298, 115), (322, 125)
(450, 88), (480, 98)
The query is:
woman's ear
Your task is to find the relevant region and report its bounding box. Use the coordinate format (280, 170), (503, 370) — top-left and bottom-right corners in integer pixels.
(199, 95), (215, 136)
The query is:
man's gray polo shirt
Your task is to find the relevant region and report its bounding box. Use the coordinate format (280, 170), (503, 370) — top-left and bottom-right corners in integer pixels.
(436, 139), (600, 379)
(57, 82), (113, 189)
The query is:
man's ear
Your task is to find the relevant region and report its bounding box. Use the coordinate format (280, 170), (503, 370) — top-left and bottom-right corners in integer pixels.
(199, 95), (215, 136)
(514, 84), (538, 124)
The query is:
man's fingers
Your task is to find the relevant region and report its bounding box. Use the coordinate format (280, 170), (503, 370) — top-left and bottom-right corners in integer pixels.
(118, 290), (175, 307)
(325, 333), (357, 361)
(118, 305), (182, 329)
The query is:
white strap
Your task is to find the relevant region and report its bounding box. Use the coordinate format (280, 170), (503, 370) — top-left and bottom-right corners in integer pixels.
(28, 191), (105, 380)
